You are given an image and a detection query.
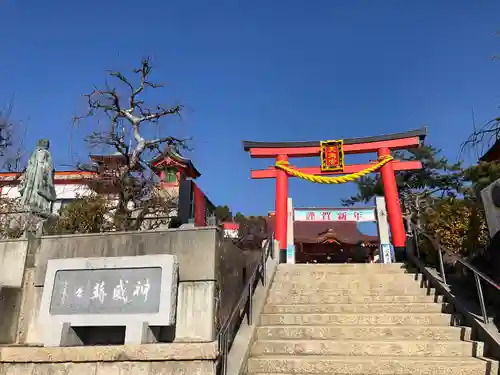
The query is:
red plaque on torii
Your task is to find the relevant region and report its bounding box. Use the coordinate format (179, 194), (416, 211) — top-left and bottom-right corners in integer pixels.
(320, 140), (344, 172)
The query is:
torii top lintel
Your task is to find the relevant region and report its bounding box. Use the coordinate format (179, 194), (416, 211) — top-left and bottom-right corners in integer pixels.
(243, 127), (427, 158)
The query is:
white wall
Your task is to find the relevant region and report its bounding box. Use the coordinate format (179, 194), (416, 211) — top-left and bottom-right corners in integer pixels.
(1, 183), (94, 215)
(1, 182), (178, 224)
(54, 184), (93, 199)
(2, 184), (93, 200)
(224, 229), (238, 238)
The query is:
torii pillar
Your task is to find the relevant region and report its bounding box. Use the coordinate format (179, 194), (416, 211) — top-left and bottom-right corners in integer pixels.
(275, 154), (288, 256)
(378, 147), (406, 254)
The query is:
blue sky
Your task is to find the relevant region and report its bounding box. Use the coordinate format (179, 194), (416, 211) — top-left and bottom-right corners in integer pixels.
(1, 1), (500, 227)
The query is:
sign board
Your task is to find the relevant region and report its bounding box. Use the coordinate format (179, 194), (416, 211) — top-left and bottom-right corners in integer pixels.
(286, 245), (296, 264)
(286, 197), (295, 264)
(49, 267), (162, 315)
(375, 196), (390, 245)
(380, 244), (394, 264)
(481, 178), (500, 238)
(320, 140), (344, 172)
(294, 208), (376, 222)
(38, 254), (179, 347)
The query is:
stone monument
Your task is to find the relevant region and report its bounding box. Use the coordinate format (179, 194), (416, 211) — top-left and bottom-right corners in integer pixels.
(19, 139), (57, 234)
(481, 177), (500, 238)
(38, 254), (179, 346)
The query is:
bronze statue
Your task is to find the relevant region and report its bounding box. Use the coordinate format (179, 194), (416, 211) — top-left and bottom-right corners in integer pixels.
(19, 139), (56, 216)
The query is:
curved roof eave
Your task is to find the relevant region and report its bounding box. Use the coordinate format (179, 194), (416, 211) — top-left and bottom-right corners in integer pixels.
(167, 147), (202, 178)
(242, 127), (427, 151)
(150, 146), (201, 178)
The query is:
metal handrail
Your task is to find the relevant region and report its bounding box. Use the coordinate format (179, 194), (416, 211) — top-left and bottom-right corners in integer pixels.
(412, 229), (500, 324)
(217, 236), (273, 375)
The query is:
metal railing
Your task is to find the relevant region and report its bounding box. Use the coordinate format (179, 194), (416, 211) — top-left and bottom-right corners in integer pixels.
(217, 236), (274, 375)
(410, 229), (500, 324)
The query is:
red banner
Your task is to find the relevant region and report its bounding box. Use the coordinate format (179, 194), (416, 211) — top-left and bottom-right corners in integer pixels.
(320, 140), (344, 172)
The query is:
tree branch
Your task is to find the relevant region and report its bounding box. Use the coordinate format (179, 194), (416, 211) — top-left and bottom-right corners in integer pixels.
(461, 117), (500, 158)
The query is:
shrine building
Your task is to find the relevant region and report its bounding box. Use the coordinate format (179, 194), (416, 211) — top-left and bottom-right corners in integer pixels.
(266, 209), (379, 263)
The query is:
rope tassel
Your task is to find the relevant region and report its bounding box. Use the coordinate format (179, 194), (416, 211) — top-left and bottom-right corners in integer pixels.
(274, 155), (394, 184)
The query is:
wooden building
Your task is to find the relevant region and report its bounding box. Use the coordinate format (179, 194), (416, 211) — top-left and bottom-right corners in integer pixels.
(265, 217), (379, 263)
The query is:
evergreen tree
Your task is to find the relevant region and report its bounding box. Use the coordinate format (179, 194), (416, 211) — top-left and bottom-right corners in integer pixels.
(214, 205), (232, 222)
(341, 145), (464, 206)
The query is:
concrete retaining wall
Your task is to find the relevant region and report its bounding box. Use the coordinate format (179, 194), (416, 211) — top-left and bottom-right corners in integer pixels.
(0, 226), (252, 346)
(33, 227), (220, 285)
(0, 239), (28, 287)
(0, 239), (29, 343)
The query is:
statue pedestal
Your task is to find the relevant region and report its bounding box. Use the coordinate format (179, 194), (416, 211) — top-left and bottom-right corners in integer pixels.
(7, 210), (59, 238)
(26, 212), (58, 238)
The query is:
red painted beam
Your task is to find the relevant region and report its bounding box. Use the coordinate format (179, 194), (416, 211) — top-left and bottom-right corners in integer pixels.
(250, 160), (422, 179)
(249, 137), (421, 158)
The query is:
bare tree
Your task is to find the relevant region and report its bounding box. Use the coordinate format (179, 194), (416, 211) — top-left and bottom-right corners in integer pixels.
(74, 57), (189, 231)
(461, 116), (500, 160)
(0, 104), (14, 161)
(0, 100), (26, 172)
(0, 101), (29, 238)
(232, 216), (269, 250)
(461, 31), (500, 159)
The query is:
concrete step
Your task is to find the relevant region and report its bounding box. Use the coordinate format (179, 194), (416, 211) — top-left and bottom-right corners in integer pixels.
(256, 325), (472, 341)
(251, 339), (484, 357)
(267, 292), (443, 305)
(260, 313), (457, 326)
(268, 286), (431, 296)
(275, 274), (422, 282)
(274, 269), (422, 278)
(275, 264), (417, 281)
(282, 268), (421, 276)
(271, 278), (424, 290)
(273, 271), (421, 280)
(263, 302), (453, 314)
(275, 263), (414, 277)
(247, 355), (498, 374)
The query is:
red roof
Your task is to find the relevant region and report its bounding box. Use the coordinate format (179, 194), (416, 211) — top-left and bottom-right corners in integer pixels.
(150, 146), (201, 178)
(223, 222), (239, 230)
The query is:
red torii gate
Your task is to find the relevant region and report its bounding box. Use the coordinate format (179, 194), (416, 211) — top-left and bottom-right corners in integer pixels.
(243, 128), (427, 261)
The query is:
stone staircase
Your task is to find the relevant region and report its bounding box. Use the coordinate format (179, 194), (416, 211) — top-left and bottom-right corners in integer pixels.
(246, 263), (499, 375)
